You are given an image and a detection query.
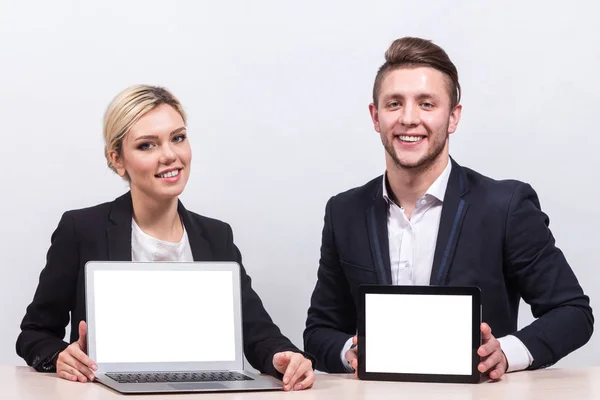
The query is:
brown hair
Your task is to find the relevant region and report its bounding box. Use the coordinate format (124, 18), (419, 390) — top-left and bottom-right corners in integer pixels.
(372, 37), (461, 109)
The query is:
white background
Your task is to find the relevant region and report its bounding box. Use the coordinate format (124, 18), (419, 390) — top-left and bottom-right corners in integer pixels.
(365, 294), (472, 375)
(1, 0), (598, 368)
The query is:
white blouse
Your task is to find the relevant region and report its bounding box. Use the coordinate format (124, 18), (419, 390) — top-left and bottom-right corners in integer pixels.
(131, 218), (193, 262)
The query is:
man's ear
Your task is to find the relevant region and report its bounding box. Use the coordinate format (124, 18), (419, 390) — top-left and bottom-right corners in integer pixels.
(448, 104), (462, 135)
(369, 103), (381, 133)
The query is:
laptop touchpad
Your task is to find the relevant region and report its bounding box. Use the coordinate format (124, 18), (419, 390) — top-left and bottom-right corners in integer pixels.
(168, 383), (228, 391)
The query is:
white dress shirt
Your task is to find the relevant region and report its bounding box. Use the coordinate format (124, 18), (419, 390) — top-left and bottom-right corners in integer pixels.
(131, 218), (194, 262)
(341, 159), (533, 372)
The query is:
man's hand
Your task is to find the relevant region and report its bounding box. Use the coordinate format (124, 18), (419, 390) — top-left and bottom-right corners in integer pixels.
(272, 351), (315, 391)
(344, 335), (358, 378)
(478, 323), (508, 380)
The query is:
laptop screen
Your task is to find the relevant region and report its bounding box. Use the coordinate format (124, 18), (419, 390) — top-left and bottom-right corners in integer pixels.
(91, 269), (236, 364)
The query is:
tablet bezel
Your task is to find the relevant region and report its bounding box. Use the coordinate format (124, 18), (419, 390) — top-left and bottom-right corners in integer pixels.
(357, 285), (482, 384)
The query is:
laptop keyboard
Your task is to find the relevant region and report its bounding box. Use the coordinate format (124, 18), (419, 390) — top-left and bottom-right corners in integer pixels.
(106, 371), (254, 384)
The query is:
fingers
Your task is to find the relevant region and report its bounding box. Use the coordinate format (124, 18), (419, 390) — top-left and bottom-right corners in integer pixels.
(56, 340), (98, 383)
(272, 352), (313, 391)
(478, 349), (501, 373)
(476, 324), (506, 378)
(477, 324), (507, 380)
(77, 321), (87, 352)
(67, 353), (95, 381)
(345, 342), (359, 378)
(57, 369), (79, 382)
(489, 361), (506, 380)
(288, 358), (314, 391)
(480, 323), (492, 342)
(272, 351), (291, 373)
(478, 337), (499, 358)
(70, 345), (97, 373)
(57, 357), (88, 383)
(351, 359), (358, 378)
(281, 354), (305, 391)
(477, 349), (506, 379)
(345, 346), (358, 363)
(352, 335), (357, 346)
(293, 360), (316, 391)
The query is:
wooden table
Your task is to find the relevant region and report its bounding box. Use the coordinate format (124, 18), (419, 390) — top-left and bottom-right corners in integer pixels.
(2, 366), (598, 399)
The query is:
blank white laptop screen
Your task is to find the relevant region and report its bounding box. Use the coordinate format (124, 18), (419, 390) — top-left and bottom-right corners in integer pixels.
(365, 293), (472, 375)
(92, 270), (235, 363)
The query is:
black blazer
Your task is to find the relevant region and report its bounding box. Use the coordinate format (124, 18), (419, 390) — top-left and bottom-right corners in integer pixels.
(304, 159), (593, 373)
(17, 192), (305, 377)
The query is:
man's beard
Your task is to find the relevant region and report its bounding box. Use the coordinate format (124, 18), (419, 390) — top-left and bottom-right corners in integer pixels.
(382, 128), (449, 171)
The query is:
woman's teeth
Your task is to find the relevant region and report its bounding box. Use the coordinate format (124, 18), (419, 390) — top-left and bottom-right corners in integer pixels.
(157, 170), (179, 178)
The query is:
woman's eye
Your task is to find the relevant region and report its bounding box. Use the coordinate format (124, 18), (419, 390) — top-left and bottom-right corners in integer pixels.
(173, 134), (186, 143)
(137, 142), (153, 150)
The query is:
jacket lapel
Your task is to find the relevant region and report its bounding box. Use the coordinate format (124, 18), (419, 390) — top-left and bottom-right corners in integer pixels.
(106, 193), (214, 261)
(178, 201), (214, 261)
(366, 179), (392, 285)
(429, 159), (470, 285)
(107, 192), (134, 261)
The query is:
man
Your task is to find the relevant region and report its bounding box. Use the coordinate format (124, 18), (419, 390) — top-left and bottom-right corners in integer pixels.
(303, 37), (593, 380)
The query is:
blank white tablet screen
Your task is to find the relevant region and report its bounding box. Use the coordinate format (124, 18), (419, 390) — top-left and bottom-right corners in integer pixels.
(92, 270), (236, 363)
(365, 293), (473, 375)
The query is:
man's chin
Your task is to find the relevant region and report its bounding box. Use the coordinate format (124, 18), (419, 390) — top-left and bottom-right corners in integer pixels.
(391, 148), (448, 171)
(392, 154), (428, 170)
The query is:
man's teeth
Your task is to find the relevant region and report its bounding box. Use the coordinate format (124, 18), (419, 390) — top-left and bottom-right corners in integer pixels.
(398, 135), (423, 142)
(158, 170), (180, 178)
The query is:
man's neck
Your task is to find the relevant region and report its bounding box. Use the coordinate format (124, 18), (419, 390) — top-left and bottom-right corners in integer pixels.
(131, 188), (182, 242)
(386, 154), (449, 217)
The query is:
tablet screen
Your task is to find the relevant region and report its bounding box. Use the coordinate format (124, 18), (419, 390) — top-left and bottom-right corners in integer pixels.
(365, 293), (472, 375)
(358, 285), (481, 383)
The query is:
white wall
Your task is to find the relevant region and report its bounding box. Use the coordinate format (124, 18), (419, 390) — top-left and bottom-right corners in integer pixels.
(0, 0), (598, 368)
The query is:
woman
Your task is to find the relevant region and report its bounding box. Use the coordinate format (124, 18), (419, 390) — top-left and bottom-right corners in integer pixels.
(16, 85), (315, 392)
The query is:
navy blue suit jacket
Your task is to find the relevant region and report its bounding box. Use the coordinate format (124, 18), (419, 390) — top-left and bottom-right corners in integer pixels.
(304, 159), (593, 373)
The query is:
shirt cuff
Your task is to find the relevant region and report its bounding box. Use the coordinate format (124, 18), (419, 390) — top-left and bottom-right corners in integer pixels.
(498, 334), (534, 372)
(340, 337), (355, 372)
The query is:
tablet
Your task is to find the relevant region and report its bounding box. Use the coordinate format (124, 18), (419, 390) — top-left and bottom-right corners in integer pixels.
(358, 285), (481, 384)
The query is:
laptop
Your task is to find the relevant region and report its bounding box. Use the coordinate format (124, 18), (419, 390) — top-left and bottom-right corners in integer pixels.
(84, 261), (283, 393)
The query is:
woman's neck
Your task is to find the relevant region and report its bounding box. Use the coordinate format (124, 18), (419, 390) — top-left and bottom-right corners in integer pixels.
(131, 188), (183, 242)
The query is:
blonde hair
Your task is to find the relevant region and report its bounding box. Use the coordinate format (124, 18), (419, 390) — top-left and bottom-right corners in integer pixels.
(103, 85), (187, 176)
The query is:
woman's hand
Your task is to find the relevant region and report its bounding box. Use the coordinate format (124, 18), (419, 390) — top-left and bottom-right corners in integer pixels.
(56, 321), (97, 382)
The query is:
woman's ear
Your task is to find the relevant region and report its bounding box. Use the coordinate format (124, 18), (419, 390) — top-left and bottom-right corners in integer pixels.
(109, 150), (126, 177)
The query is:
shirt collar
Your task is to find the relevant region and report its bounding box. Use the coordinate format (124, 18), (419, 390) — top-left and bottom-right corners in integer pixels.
(382, 158), (452, 205)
